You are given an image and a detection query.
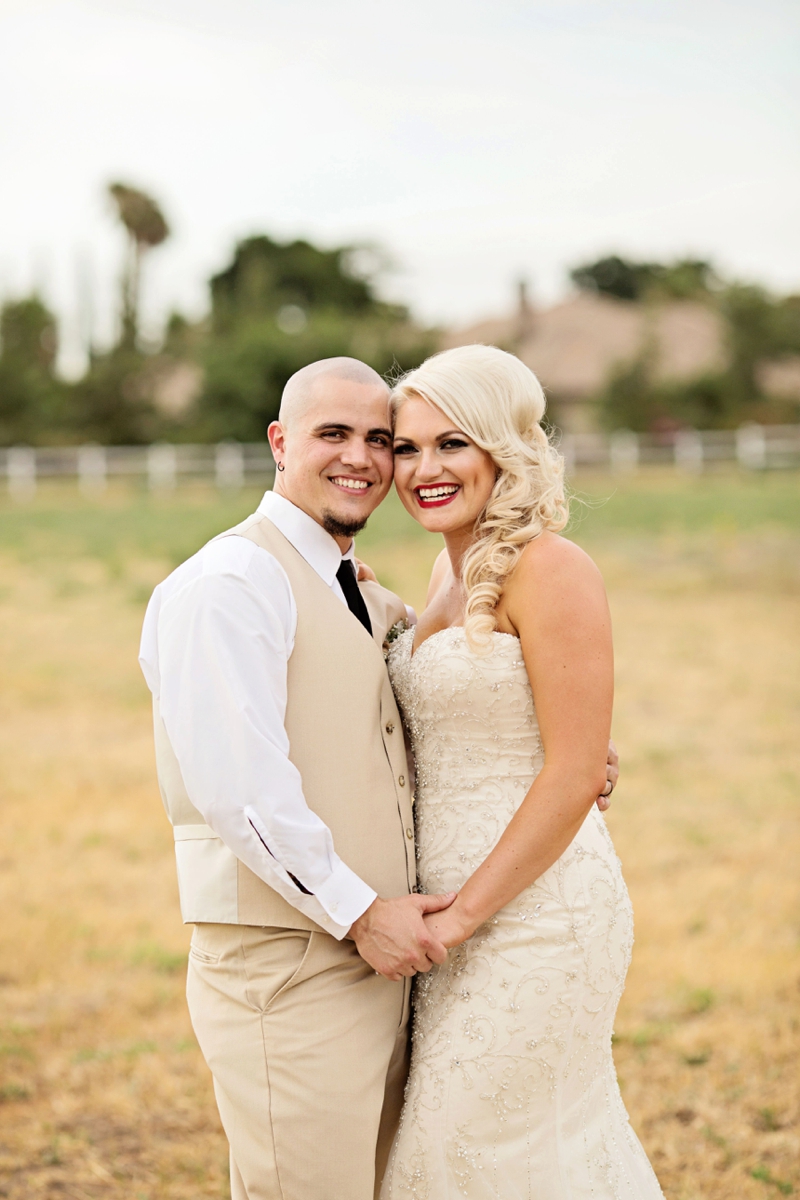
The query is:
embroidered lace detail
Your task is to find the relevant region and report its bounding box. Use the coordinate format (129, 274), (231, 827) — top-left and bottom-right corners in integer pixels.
(381, 627), (663, 1199)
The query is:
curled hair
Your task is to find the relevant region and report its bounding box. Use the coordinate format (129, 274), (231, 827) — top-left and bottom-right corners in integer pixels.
(391, 344), (568, 651)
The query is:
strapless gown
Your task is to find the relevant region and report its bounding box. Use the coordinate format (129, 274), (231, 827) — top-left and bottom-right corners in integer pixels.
(381, 627), (663, 1199)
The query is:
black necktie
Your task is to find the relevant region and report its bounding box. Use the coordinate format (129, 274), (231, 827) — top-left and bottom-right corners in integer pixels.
(336, 560), (373, 636)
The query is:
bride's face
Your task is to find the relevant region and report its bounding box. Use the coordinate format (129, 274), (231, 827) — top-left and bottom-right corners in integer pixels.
(392, 395), (497, 536)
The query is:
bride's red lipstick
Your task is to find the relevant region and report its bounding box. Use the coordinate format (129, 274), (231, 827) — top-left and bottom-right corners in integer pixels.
(414, 484), (461, 509)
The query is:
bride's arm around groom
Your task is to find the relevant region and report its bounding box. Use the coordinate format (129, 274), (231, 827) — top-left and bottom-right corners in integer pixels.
(422, 531), (613, 948)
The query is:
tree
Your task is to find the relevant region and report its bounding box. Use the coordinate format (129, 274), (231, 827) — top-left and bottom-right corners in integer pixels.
(571, 255), (800, 429)
(108, 182), (170, 347)
(187, 235), (436, 440)
(571, 255), (716, 302)
(0, 297), (65, 445)
(208, 235), (398, 332)
(68, 345), (161, 445)
(598, 356), (742, 432)
(571, 255), (647, 301)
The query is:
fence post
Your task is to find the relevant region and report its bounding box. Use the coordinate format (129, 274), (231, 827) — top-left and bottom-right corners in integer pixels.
(674, 429), (704, 473)
(736, 423), (766, 470)
(147, 443), (177, 490)
(215, 441), (245, 489)
(610, 429), (639, 473)
(8, 446), (37, 501)
(78, 444), (107, 495)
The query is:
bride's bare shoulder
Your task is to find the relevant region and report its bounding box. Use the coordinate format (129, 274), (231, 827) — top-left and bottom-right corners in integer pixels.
(505, 532), (605, 603)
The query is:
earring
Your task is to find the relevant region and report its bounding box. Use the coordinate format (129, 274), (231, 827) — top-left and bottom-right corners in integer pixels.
(276, 462), (285, 472)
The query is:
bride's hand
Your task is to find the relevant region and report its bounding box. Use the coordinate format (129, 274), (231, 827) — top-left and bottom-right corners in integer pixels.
(355, 557), (378, 583)
(422, 902), (473, 950)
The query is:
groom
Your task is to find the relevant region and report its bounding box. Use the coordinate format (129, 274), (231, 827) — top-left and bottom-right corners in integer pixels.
(139, 356), (618, 1200)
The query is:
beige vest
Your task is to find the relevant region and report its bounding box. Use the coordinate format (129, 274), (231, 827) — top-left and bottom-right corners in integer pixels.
(154, 513), (415, 929)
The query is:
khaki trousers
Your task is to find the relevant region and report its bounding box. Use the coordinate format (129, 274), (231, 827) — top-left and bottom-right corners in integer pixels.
(186, 924), (411, 1200)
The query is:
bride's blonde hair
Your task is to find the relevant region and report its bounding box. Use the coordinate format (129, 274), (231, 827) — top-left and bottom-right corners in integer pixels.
(391, 344), (568, 651)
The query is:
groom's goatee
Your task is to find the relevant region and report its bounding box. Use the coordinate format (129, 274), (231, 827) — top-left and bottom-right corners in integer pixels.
(321, 511), (369, 539)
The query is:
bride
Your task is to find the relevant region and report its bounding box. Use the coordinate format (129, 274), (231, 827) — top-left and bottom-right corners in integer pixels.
(379, 345), (663, 1198)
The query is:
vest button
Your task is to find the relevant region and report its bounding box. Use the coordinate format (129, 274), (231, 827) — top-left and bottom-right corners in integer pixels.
(398, 775), (405, 787)
(385, 722), (395, 734)
(406, 827), (414, 839)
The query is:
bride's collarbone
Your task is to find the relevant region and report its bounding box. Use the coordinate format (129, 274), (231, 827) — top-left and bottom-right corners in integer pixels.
(412, 601), (517, 653)
(414, 567), (518, 651)
(412, 612), (462, 653)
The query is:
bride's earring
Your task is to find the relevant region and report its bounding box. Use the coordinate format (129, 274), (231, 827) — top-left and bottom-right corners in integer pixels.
(276, 462), (285, 472)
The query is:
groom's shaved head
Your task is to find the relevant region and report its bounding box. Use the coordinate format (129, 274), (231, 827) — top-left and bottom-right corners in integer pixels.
(279, 357), (389, 427)
(268, 355), (394, 545)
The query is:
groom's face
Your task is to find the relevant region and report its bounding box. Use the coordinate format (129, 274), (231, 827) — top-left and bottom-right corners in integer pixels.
(268, 378), (394, 541)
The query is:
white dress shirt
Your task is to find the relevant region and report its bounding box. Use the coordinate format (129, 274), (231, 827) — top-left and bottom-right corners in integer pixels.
(139, 491), (381, 939)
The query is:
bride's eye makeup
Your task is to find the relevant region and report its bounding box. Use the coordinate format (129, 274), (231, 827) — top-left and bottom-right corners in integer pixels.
(393, 437), (471, 455)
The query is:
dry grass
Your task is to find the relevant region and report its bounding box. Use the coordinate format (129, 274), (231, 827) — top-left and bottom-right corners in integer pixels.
(0, 474), (798, 1198)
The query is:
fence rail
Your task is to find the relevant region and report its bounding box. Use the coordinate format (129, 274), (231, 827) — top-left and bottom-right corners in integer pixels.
(559, 424), (800, 473)
(1, 425), (799, 499)
(0, 441), (276, 499)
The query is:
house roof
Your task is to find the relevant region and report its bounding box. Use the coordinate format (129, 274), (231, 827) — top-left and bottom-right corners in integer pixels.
(442, 291), (728, 399)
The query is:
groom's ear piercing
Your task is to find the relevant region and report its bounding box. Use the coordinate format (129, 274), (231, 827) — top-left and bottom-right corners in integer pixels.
(276, 462), (285, 472)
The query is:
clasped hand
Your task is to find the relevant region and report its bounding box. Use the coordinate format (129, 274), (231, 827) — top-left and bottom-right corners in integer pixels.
(349, 892), (459, 981)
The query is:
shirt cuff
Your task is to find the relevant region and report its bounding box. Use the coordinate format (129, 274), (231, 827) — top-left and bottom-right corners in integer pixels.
(315, 861), (377, 936)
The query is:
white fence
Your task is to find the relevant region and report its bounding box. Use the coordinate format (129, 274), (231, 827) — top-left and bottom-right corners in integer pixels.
(562, 424), (800, 474)
(1, 424), (799, 499)
(0, 441), (276, 500)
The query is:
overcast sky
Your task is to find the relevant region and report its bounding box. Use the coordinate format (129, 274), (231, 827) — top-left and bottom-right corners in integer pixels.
(1, 0), (798, 371)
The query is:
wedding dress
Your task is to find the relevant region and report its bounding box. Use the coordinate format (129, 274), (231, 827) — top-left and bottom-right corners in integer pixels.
(382, 626), (663, 1199)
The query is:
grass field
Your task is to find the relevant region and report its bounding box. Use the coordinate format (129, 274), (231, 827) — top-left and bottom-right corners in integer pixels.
(1, 470), (798, 1199)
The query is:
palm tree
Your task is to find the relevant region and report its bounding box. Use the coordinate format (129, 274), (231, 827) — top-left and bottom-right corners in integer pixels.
(108, 183), (170, 347)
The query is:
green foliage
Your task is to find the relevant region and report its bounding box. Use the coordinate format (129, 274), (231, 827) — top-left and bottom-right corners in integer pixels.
(586, 261), (800, 431)
(197, 314), (349, 441)
(131, 942), (187, 974)
(189, 236), (437, 440)
(571, 255), (717, 302)
(0, 296), (68, 445)
(193, 311), (436, 441)
(721, 285), (800, 400)
(683, 987), (715, 1015)
(751, 1164), (793, 1194)
(0, 226), (436, 445)
(1, 296), (58, 370)
(67, 346), (161, 445)
(599, 358), (749, 432)
(209, 235), (390, 331)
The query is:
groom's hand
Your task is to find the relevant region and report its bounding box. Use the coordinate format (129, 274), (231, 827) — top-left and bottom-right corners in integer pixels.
(349, 893), (457, 982)
(597, 739), (619, 812)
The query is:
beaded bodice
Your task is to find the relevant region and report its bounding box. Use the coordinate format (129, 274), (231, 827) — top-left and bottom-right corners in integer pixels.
(387, 626), (544, 895)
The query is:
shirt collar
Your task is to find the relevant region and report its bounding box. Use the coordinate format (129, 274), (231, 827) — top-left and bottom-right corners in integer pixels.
(256, 491), (354, 585)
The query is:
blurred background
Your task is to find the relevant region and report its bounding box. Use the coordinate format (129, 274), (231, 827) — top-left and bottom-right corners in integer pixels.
(0, 2), (798, 1197)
